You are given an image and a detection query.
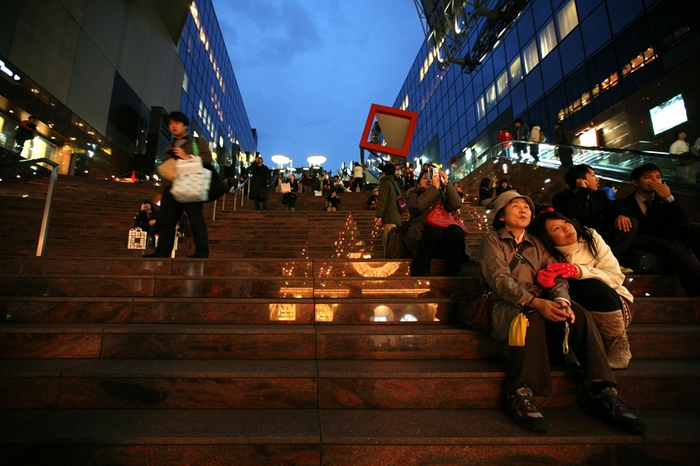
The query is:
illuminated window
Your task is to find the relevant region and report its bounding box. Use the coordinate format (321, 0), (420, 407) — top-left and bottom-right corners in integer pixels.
(539, 21), (557, 59)
(420, 48), (436, 82)
(557, 0), (578, 40)
(622, 62), (632, 77)
(509, 57), (522, 82)
(401, 94), (409, 110)
(591, 84), (600, 98)
(476, 96), (486, 120)
(523, 40), (539, 74)
(182, 72), (188, 92)
(497, 70), (509, 98)
(581, 91), (591, 107)
(486, 84), (497, 110)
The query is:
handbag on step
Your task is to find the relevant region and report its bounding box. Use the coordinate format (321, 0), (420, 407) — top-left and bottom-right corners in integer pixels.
(127, 227), (148, 249)
(424, 203), (468, 235)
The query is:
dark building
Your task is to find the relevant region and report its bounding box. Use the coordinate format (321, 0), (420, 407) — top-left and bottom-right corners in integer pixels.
(0, 0), (255, 180)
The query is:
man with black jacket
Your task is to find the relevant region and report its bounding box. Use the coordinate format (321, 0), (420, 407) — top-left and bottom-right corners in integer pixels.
(618, 163), (700, 296)
(144, 111), (212, 258)
(552, 164), (636, 261)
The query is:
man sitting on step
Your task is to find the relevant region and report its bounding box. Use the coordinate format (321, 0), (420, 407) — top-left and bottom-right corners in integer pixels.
(617, 163), (700, 296)
(478, 191), (645, 434)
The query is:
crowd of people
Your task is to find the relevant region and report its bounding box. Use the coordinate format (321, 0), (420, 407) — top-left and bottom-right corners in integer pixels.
(133, 111), (699, 438)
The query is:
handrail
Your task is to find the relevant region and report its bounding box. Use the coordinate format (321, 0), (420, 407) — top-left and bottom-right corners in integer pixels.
(0, 157), (59, 256)
(464, 140), (700, 195)
(212, 175), (252, 219)
(231, 175), (251, 212)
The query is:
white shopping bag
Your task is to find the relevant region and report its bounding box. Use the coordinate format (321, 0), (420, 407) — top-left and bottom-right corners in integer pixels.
(128, 227), (148, 249)
(170, 156), (211, 203)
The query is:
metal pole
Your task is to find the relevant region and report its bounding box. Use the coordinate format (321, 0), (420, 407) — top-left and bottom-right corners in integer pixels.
(212, 199), (217, 221)
(36, 160), (59, 257)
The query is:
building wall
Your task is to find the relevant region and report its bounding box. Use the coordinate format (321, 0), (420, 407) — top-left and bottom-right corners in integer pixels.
(0, 0), (256, 179)
(394, 0), (699, 176)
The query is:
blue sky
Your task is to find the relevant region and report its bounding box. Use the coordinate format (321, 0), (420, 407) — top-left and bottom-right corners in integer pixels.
(212, 0), (425, 174)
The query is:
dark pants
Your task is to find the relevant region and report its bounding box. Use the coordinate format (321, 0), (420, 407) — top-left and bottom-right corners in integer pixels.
(529, 143), (540, 162)
(558, 147), (574, 168)
(155, 186), (209, 257)
(254, 198), (268, 211)
(411, 225), (465, 275)
(630, 233), (700, 297)
(599, 217), (637, 261)
(354, 177), (364, 192)
(568, 279), (622, 312)
(507, 303), (615, 396)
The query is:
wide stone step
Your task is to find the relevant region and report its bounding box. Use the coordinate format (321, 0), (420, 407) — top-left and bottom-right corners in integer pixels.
(1, 296), (694, 325)
(0, 408), (697, 465)
(0, 323), (317, 359)
(1, 359), (698, 410)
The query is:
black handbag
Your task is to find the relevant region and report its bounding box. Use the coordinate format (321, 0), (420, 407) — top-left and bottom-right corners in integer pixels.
(456, 242), (528, 331)
(385, 222), (410, 259)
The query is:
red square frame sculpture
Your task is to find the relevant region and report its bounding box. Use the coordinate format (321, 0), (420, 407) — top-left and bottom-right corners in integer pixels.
(359, 104), (419, 158)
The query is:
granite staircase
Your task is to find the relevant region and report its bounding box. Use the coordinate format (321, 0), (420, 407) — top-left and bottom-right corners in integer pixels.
(0, 176), (698, 465)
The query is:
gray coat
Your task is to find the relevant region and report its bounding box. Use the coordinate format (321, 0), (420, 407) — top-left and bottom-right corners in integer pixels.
(478, 229), (569, 341)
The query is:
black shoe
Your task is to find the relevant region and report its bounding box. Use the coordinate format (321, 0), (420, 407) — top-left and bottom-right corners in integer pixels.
(187, 253), (208, 258)
(589, 387), (646, 433)
(507, 386), (548, 432)
(142, 253), (166, 258)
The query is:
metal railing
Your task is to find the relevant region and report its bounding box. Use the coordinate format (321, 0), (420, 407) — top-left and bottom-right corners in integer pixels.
(465, 141), (700, 195)
(212, 175), (251, 220)
(0, 157), (59, 256)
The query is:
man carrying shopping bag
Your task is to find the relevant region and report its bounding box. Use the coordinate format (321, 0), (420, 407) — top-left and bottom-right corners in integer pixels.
(144, 111), (212, 258)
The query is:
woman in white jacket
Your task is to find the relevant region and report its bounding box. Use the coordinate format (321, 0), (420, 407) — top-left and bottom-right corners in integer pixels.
(529, 211), (633, 369)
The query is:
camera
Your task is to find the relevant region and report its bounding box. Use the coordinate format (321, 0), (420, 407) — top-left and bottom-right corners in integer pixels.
(428, 167), (434, 179)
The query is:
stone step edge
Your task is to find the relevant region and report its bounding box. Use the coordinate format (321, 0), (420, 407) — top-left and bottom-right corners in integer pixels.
(2, 358), (699, 378)
(0, 408), (697, 445)
(0, 323), (698, 334)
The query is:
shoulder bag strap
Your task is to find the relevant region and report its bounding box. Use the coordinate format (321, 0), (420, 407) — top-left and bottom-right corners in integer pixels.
(508, 241), (528, 271)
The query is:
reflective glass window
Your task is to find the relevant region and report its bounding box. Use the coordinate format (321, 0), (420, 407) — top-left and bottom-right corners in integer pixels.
(476, 95), (486, 120)
(486, 84), (497, 110)
(539, 21), (557, 59)
(557, 0), (579, 40)
(523, 40), (540, 74)
(509, 57), (523, 82)
(497, 70), (509, 98)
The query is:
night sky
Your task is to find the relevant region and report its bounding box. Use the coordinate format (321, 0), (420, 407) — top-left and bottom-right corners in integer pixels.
(212, 0), (425, 174)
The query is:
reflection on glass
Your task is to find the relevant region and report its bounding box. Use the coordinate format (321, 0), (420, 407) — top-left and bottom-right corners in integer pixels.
(523, 40), (539, 74)
(509, 57), (523, 82)
(557, 0), (579, 40)
(497, 70), (509, 98)
(316, 303), (336, 322)
(371, 305), (394, 322)
(539, 21), (557, 59)
(269, 303), (297, 321)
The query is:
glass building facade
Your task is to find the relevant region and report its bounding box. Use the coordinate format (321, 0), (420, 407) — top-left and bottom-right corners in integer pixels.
(175, 0), (256, 176)
(394, 0), (700, 180)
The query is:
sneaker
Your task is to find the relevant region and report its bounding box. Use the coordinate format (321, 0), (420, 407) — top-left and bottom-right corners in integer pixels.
(589, 387), (646, 433)
(507, 386), (548, 432)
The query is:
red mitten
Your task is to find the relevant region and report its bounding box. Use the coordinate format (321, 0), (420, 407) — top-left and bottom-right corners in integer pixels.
(546, 262), (579, 279)
(537, 269), (558, 288)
